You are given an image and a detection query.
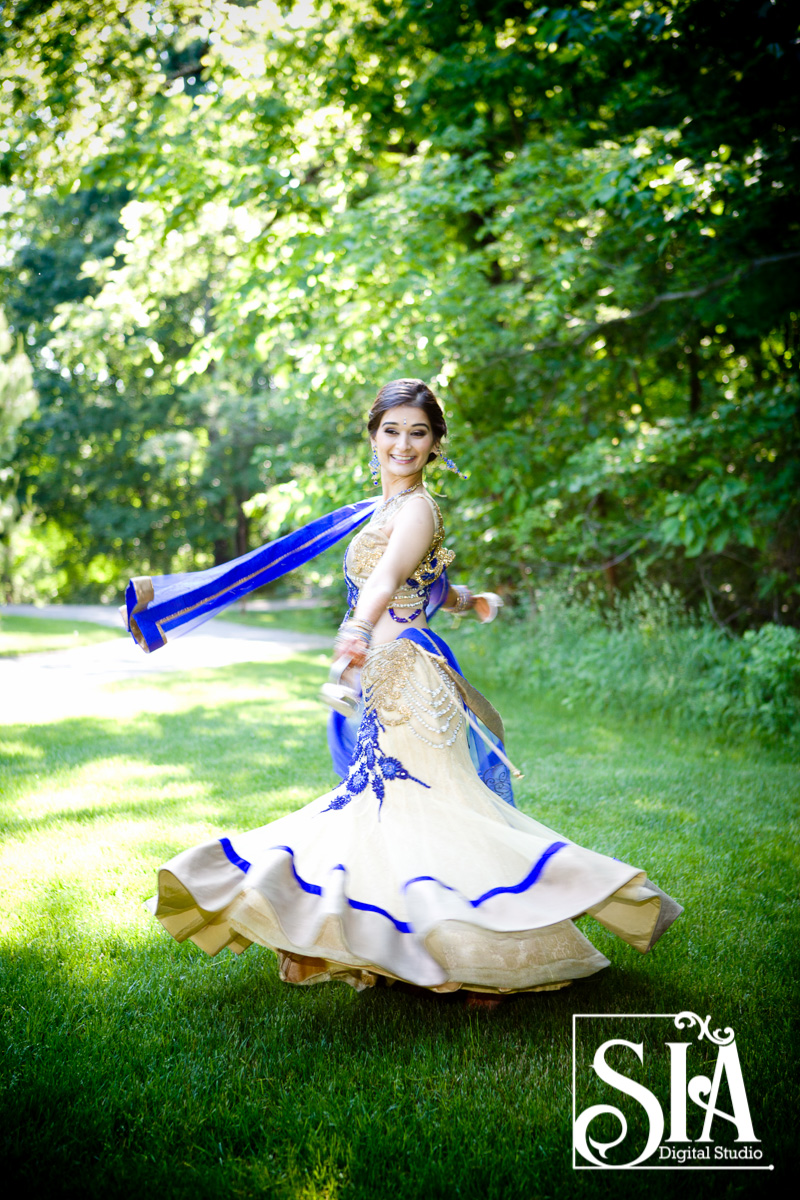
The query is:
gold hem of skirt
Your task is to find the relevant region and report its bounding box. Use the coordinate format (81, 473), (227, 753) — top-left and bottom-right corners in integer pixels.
(272, 947), (573, 994)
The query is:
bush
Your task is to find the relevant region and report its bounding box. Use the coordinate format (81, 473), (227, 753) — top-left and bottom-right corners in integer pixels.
(447, 581), (800, 747)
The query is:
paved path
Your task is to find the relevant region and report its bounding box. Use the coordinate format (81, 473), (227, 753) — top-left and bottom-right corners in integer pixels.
(0, 605), (335, 726)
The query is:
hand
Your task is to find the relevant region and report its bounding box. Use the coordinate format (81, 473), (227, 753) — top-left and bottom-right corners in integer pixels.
(333, 632), (368, 669)
(472, 593), (503, 624)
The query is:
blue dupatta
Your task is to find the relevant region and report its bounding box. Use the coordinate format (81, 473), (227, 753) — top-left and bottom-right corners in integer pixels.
(123, 496), (381, 653)
(123, 492), (515, 805)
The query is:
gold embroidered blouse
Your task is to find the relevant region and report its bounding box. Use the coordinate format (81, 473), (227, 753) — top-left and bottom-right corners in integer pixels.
(344, 490), (454, 611)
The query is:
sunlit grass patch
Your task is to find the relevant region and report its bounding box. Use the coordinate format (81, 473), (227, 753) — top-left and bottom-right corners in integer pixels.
(223, 604), (339, 638)
(0, 737), (44, 756)
(0, 614), (125, 656)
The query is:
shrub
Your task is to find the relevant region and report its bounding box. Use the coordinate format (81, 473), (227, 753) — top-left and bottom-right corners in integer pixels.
(447, 581), (800, 747)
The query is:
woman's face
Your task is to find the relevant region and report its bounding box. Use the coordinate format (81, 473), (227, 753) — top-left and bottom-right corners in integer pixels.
(372, 405), (437, 483)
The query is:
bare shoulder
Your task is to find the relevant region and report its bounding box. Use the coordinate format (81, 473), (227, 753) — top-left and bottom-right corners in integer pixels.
(383, 494), (434, 549)
(387, 492), (436, 538)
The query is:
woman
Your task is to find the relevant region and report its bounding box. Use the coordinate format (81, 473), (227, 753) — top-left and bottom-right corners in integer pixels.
(142, 379), (681, 996)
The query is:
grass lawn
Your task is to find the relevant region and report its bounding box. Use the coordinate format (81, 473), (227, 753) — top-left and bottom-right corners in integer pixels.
(0, 614), (125, 656)
(0, 643), (796, 1198)
(223, 605), (340, 638)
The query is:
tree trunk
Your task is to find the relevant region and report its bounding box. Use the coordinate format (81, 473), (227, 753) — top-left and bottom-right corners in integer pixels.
(687, 344), (701, 414)
(235, 499), (250, 559)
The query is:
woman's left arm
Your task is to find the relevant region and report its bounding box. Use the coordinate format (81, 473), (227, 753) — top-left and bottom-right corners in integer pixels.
(443, 584), (502, 623)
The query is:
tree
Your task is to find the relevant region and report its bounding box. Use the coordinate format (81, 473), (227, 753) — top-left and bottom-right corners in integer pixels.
(2, 1), (798, 622)
(0, 307), (37, 599)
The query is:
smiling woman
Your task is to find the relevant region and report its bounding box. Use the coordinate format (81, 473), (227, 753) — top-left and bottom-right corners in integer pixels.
(135, 378), (682, 1001)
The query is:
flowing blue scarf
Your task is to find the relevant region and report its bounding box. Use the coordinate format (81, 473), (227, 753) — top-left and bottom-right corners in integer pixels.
(123, 496), (381, 653)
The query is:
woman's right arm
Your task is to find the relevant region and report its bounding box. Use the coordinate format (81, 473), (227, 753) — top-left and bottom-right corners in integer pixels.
(335, 498), (435, 666)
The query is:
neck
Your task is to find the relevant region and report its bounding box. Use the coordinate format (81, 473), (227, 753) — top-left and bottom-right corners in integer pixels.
(381, 474), (423, 502)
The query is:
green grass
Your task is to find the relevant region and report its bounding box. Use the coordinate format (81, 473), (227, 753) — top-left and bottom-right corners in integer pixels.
(0, 647), (797, 1198)
(0, 614), (124, 656)
(223, 604), (340, 638)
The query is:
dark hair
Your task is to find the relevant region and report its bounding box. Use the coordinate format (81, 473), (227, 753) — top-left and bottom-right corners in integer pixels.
(367, 379), (447, 464)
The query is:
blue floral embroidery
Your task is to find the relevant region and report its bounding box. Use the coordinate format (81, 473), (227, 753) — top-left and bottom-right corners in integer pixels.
(324, 707), (429, 815)
(342, 548), (360, 618)
(480, 762), (515, 805)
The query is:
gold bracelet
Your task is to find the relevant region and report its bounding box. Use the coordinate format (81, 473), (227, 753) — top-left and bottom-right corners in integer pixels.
(445, 586), (472, 614)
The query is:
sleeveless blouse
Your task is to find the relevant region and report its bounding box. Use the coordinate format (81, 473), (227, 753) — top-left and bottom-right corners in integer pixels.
(343, 490), (454, 614)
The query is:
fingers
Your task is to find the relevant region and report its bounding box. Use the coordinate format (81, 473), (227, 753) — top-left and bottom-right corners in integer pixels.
(333, 635), (367, 667)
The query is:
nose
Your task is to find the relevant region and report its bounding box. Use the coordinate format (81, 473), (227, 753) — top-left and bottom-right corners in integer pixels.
(396, 431), (412, 451)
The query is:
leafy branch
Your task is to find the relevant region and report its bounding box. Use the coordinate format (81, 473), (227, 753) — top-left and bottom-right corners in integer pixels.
(484, 250), (800, 367)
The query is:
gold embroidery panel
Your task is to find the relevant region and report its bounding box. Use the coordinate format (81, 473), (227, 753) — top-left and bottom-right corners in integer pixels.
(363, 640), (465, 748)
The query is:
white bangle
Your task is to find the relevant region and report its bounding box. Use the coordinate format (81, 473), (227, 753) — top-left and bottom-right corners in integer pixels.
(473, 592), (503, 623)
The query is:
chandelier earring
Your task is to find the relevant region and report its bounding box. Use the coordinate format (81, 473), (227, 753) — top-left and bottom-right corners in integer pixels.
(369, 445), (380, 486)
(436, 449), (467, 480)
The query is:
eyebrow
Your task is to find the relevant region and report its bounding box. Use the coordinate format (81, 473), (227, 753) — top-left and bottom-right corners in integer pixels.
(380, 419), (430, 429)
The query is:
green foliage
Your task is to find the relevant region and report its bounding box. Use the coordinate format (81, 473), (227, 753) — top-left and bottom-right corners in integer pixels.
(520, 384), (799, 591)
(0, 307), (36, 465)
(0, 517), (70, 603)
(0, 306), (37, 600)
(1, 1), (798, 623)
(449, 581), (800, 745)
(714, 623), (800, 741)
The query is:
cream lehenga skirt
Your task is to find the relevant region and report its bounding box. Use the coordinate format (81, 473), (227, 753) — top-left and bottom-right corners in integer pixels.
(147, 636), (682, 993)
